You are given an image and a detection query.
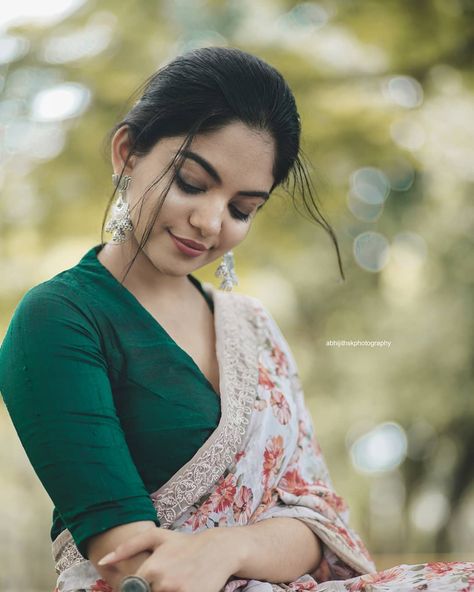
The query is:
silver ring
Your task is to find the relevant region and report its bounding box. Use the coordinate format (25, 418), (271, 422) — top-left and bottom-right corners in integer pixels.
(119, 575), (152, 592)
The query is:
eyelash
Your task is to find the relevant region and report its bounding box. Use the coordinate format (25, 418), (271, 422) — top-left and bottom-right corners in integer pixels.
(175, 174), (251, 222)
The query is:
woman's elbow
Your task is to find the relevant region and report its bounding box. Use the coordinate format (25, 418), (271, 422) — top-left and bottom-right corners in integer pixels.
(86, 520), (157, 583)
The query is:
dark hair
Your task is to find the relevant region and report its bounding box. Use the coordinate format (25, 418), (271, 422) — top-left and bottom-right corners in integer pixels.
(101, 46), (345, 282)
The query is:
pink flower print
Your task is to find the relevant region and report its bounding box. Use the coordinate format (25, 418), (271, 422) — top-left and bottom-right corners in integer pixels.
(91, 579), (114, 592)
(426, 562), (453, 575)
(218, 515), (228, 527)
(298, 418), (312, 445)
(258, 364), (275, 390)
(233, 485), (254, 523)
(270, 343), (289, 377)
(213, 473), (237, 513)
(188, 496), (215, 531)
(234, 450), (245, 463)
(254, 397), (268, 411)
(263, 435), (285, 487)
(298, 417), (322, 457)
(270, 389), (292, 424)
(279, 468), (311, 496)
(425, 561), (464, 579)
(459, 569), (474, 592)
(309, 481), (348, 514)
(312, 436), (322, 456)
(260, 487), (279, 508)
(347, 566), (404, 590)
(334, 524), (357, 550)
(250, 489), (280, 523)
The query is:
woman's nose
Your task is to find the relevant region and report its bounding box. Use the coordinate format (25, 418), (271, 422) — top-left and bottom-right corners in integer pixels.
(189, 199), (225, 236)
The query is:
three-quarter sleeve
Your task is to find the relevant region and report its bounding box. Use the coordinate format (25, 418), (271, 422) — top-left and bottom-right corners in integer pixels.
(0, 286), (160, 559)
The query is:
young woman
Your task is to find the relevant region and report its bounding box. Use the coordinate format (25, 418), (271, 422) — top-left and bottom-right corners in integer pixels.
(0, 47), (472, 592)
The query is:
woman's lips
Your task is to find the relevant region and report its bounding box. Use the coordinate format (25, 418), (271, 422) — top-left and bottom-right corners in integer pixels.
(168, 230), (207, 257)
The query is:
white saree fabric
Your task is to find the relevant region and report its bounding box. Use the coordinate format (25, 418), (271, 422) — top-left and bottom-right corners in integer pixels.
(52, 286), (474, 592)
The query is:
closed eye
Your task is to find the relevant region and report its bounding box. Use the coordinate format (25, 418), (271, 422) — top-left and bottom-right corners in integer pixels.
(174, 173), (252, 222)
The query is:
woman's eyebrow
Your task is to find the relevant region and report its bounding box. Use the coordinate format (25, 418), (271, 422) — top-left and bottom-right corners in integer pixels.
(177, 149), (270, 200)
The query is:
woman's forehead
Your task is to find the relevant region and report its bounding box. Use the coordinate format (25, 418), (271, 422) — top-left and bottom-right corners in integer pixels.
(156, 125), (275, 184)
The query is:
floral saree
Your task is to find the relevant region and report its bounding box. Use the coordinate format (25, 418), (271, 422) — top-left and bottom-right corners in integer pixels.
(52, 286), (474, 592)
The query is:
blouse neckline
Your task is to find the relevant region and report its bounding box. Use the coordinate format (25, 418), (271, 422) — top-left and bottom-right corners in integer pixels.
(82, 243), (220, 399)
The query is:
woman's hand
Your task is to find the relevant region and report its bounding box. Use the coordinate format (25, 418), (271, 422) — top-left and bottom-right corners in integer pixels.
(97, 527), (240, 592)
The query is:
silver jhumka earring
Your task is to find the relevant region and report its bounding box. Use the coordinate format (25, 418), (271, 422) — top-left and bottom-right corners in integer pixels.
(215, 250), (238, 291)
(105, 173), (133, 243)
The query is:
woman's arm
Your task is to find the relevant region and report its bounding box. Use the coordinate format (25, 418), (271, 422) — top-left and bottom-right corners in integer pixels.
(217, 517), (322, 584)
(0, 287), (160, 561)
(98, 517), (322, 587)
(87, 521), (157, 590)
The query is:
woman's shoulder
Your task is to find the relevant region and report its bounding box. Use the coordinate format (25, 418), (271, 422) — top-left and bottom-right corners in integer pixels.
(19, 272), (86, 307)
(0, 278), (103, 376)
(6, 273), (97, 338)
(13, 243), (112, 318)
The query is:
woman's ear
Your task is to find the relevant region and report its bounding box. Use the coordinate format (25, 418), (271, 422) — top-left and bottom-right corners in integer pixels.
(111, 125), (137, 175)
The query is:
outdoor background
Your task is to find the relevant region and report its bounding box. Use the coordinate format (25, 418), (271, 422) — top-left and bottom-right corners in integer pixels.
(0, 0), (473, 590)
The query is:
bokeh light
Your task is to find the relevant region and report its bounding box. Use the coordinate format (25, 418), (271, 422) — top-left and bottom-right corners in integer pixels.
(410, 488), (450, 533)
(383, 75), (424, 108)
(391, 232), (427, 269)
(0, 0), (86, 31)
(30, 82), (91, 122)
(390, 115), (426, 151)
(0, 35), (29, 64)
(349, 166), (391, 205)
(277, 3), (329, 34)
(350, 422), (408, 473)
(347, 190), (384, 222)
(4, 121), (66, 159)
(353, 231), (390, 272)
(384, 157), (416, 192)
(41, 13), (116, 64)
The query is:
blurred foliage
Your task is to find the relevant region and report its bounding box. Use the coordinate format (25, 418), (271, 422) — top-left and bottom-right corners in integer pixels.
(0, 0), (473, 589)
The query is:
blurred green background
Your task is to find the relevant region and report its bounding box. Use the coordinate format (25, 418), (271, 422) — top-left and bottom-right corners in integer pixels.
(0, 0), (473, 590)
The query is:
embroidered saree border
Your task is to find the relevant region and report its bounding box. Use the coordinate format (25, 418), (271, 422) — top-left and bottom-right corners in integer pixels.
(150, 286), (262, 526)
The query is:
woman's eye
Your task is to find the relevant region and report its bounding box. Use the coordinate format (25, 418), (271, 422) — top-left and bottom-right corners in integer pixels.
(229, 205), (250, 222)
(175, 174), (203, 194)
(175, 173), (251, 222)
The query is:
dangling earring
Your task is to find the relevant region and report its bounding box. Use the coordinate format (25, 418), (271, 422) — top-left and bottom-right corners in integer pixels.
(215, 250), (238, 291)
(105, 173), (133, 243)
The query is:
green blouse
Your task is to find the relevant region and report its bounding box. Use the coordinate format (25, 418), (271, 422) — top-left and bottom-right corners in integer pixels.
(0, 244), (221, 559)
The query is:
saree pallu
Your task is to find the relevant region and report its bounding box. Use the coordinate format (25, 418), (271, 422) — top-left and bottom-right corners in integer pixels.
(52, 287), (474, 591)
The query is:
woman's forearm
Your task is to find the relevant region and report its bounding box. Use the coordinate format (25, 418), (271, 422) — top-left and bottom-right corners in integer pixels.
(86, 517), (322, 588)
(86, 520), (156, 591)
(218, 517), (323, 583)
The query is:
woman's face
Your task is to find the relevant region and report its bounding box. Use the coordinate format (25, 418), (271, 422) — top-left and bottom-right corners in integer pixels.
(112, 120), (275, 277)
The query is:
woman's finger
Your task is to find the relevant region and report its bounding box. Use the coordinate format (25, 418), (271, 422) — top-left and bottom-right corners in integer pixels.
(97, 528), (162, 565)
